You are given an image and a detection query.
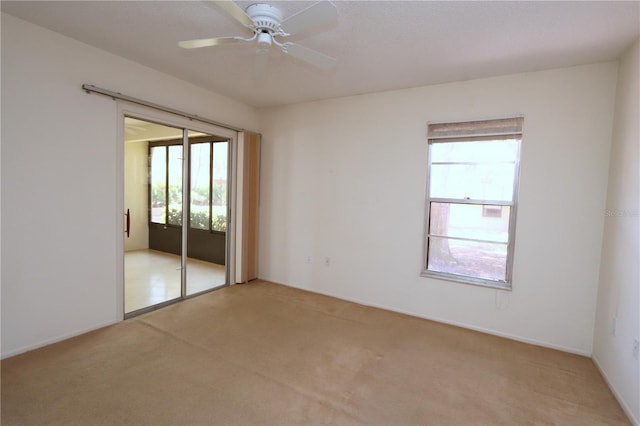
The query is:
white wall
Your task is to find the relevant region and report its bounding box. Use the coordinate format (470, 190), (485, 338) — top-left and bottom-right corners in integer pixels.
(258, 62), (618, 355)
(593, 39), (640, 424)
(1, 13), (259, 357)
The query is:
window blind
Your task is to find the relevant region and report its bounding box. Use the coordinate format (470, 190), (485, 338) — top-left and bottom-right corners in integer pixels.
(428, 117), (524, 140)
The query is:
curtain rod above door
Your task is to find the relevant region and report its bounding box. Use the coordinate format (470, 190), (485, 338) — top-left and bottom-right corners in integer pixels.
(82, 84), (246, 133)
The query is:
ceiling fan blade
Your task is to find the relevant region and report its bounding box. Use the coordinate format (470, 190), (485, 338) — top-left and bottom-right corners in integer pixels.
(211, 0), (254, 27)
(252, 52), (269, 81)
(179, 36), (243, 49)
(283, 43), (336, 70)
(280, 1), (337, 36)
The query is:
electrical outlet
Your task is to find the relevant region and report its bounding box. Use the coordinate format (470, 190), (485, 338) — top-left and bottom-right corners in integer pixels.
(633, 339), (639, 360)
(612, 316), (618, 336)
(306, 255), (312, 264)
(324, 257), (331, 267)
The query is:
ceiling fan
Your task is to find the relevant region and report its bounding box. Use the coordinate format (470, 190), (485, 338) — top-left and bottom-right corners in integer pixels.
(179, 1), (338, 74)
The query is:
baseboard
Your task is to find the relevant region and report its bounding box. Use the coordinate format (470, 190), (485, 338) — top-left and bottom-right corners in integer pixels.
(262, 279), (592, 357)
(1, 319), (121, 360)
(592, 355), (639, 425)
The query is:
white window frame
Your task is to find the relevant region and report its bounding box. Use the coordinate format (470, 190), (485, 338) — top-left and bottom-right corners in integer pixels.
(422, 116), (523, 290)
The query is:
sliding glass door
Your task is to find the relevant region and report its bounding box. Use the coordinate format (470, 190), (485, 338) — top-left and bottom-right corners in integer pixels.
(186, 131), (229, 295)
(124, 118), (183, 313)
(124, 117), (230, 316)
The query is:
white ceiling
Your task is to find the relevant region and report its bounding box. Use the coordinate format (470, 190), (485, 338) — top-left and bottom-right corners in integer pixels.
(3, 1), (639, 108)
(125, 117), (211, 142)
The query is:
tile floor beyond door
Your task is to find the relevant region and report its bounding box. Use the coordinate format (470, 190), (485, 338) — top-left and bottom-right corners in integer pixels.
(125, 249), (225, 313)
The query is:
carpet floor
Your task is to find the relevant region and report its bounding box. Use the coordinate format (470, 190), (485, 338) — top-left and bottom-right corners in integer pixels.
(1, 280), (630, 425)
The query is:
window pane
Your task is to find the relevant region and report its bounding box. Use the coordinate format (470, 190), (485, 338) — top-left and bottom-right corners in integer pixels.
(427, 237), (507, 282)
(429, 202), (510, 243)
(430, 139), (519, 163)
(430, 163), (515, 201)
(190, 143), (210, 229)
(167, 145), (183, 225)
(212, 142), (228, 232)
(150, 146), (166, 224)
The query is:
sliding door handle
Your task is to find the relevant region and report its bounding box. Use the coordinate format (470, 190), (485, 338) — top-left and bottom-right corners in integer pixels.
(125, 209), (130, 238)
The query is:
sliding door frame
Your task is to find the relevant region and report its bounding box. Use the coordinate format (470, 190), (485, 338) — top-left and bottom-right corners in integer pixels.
(116, 102), (238, 320)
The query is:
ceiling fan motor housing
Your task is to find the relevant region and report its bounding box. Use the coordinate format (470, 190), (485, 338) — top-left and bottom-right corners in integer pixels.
(246, 3), (283, 33)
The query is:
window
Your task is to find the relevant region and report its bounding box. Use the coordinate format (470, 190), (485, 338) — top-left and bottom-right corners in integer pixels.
(149, 138), (228, 232)
(149, 144), (184, 225)
(211, 142), (229, 232)
(189, 140), (229, 232)
(423, 117), (523, 289)
(150, 146), (167, 224)
(190, 142), (211, 230)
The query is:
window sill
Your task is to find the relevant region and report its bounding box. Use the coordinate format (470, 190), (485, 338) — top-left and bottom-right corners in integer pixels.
(420, 270), (512, 291)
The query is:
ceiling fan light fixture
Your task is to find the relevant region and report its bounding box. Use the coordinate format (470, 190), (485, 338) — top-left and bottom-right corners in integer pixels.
(256, 31), (272, 53)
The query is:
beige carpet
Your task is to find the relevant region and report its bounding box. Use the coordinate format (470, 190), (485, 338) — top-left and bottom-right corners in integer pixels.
(1, 281), (630, 425)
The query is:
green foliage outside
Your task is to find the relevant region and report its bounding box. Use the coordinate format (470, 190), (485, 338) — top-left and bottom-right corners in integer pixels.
(211, 214), (227, 232)
(154, 183), (227, 232)
(167, 208), (226, 232)
(151, 185), (183, 206)
(168, 207), (183, 225)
